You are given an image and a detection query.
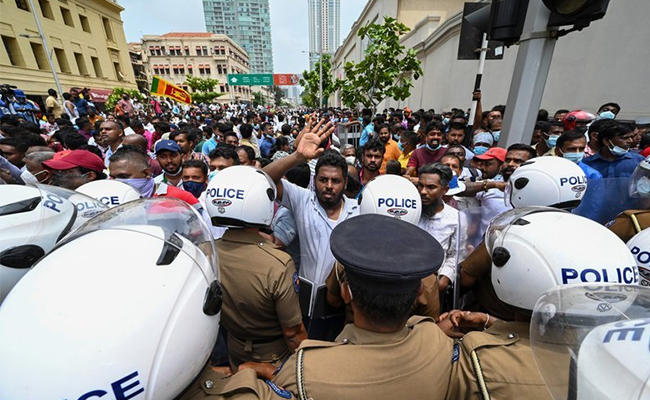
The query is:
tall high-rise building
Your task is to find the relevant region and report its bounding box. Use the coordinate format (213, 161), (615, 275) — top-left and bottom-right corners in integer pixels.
(308, 0), (340, 70)
(202, 0), (273, 74)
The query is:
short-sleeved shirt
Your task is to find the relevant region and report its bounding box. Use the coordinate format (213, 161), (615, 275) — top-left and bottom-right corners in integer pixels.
(217, 229), (303, 339)
(407, 146), (447, 173)
(280, 180), (359, 287)
(380, 139), (401, 173)
(272, 206), (301, 271)
(584, 151), (644, 178)
(398, 150), (414, 170)
(201, 137), (218, 157)
(45, 95), (63, 119)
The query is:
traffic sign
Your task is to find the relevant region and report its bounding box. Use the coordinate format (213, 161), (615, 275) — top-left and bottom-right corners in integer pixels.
(227, 74), (273, 86)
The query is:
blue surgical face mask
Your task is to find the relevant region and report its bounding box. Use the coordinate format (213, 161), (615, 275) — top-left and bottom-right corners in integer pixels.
(208, 170), (218, 181)
(117, 177), (155, 198)
(562, 151), (585, 164)
(545, 135), (560, 148)
(398, 141), (405, 151)
(473, 145), (489, 155)
(491, 130), (501, 143)
(426, 143), (441, 152)
(182, 181), (206, 198)
(599, 111), (615, 120)
(609, 143), (629, 157)
(443, 117), (450, 125)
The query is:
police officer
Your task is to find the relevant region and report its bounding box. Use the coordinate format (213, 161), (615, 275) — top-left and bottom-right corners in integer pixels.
(447, 208), (638, 400)
(205, 166), (306, 371)
(179, 214), (476, 400)
(459, 156), (589, 320)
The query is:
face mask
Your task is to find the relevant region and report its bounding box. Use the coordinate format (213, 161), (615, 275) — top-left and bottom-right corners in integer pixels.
(398, 141), (405, 151)
(425, 143), (441, 152)
(20, 169), (45, 185)
(599, 111), (615, 120)
(473, 146), (489, 155)
(562, 151), (585, 164)
(208, 170), (218, 181)
(182, 181), (206, 198)
(117, 177), (155, 198)
(545, 135), (560, 148)
(609, 143), (629, 157)
(443, 118), (450, 125)
(491, 130), (501, 143)
(166, 166), (183, 177)
(637, 176), (650, 196)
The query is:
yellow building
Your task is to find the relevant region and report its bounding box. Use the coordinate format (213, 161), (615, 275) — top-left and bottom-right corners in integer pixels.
(0, 0), (137, 103)
(141, 32), (252, 104)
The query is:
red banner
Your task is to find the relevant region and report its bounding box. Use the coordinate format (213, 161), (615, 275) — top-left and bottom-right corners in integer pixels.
(273, 74), (301, 86)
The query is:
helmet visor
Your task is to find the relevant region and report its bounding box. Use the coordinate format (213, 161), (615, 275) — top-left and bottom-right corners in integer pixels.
(629, 162), (650, 198)
(485, 206), (562, 254)
(36, 184), (108, 230)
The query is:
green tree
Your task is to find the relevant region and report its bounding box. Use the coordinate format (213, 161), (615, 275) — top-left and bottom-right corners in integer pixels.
(299, 54), (334, 108)
(273, 86), (285, 106)
(184, 75), (224, 104)
(336, 16), (423, 111)
(105, 87), (145, 111)
(252, 91), (265, 107)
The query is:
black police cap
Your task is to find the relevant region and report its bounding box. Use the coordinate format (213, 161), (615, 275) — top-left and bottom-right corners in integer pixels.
(330, 214), (444, 291)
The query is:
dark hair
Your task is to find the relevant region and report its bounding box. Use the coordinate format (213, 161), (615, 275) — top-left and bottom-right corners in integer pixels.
(345, 270), (420, 327)
(385, 160), (402, 175)
(491, 105), (506, 115)
(48, 88), (57, 96)
(401, 130), (418, 147)
(285, 163), (311, 189)
(540, 121), (564, 134)
(215, 121), (233, 133)
(19, 132), (47, 148)
(63, 132), (88, 150)
(537, 109), (549, 122)
(640, 133), (650, 150)
(418, 163), (452, 186)
(109, 145), (149, 170)
(182, 159), (208, 177)
(588, 118), (617, 140)
(240, 124), (253, 139)
(281, 123), (291, 136)
(224, 131), (238, 140)
(598, 121), (636, 147)
(208, 146), (240, 164)
(362, 138), (386, 155)
(598, 102), (621, 114)
(130, 120), (144, 130)
(78, 144), (104, 160)
(63, 92), (72, 100)
(506, 143), (536, 160)
(260, 122), (272, 132)
(315, 149), (347, 178)
(0, 137), (29, 153)
(271, 136), (290, 157)
(235, 145), (255, 162)
(556, 130), (587, 150)
(256, 157), (271, 168)
(170, 129), (198, 144)
(154, 121), (171, 134)
(554, 109), (570, 116)
(425, 120), (444, 134)
(448, 122), (466, 133)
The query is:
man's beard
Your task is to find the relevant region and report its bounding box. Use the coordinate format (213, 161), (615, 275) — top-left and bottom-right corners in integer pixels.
(364, 163), (379, 172)
(502, 168), (515, 181)
(317, 189), (343, 209)
(422, 199), (442, 217)
(165, 166), (182, 176)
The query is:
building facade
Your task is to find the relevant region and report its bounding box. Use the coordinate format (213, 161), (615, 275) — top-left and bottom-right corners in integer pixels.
(332, 0), (650, 120)
(128, 42), (147, 94)
(202, 0), (273, 74)
(308, 0), (340, 70)
(0, 0), (137, 101)
(141, 32), (251, 104)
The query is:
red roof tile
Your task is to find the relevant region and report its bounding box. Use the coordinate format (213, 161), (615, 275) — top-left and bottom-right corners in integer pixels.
(161, 32), (216, 38)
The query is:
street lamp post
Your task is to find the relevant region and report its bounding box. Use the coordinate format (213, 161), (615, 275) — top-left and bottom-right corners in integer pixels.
(25, 0), (64, 99)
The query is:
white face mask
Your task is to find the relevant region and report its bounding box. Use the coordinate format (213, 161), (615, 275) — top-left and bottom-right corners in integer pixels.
(20, 169), (46, 185)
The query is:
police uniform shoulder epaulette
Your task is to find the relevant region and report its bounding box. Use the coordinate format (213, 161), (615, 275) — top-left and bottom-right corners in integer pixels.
(257, 241), (294, 266)
(459, 323), (520, 353)
(297, 338), (349, 350)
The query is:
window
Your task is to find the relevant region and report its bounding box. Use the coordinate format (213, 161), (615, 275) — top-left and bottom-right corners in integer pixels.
(38, 0), (54, 19)
(184, 46), (190, 56)
(102, 17), (114, 41)
(60, 7), (74, 27)
(79, 15), (91, 33)
(74, 52), (88, 75)
(15, 0), (29, 11)
(113, 61), (123, 80)
(91, 56), (102, 77)
(53, 47), (71, 73)
(173, 66), (180, 74)
(30, 42), (49, 70)
(161, 46), (166, 55)
(2, 35), (26, 66)
(202, 46), (208, 56)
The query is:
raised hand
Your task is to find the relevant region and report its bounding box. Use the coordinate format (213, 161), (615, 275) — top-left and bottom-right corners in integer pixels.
(296, 118), (335, 161)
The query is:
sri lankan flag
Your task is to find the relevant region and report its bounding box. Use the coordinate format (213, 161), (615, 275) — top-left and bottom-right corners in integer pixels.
(150, 76), (192, 105)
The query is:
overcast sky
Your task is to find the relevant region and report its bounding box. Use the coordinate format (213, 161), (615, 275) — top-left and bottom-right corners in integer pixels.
(120, 0), (367, 74)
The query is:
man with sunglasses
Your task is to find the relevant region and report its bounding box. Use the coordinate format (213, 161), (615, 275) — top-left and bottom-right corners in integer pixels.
(42, 149), (106, 190)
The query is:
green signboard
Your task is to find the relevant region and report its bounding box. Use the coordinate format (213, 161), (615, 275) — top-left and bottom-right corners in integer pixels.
(227, 74), (274, 86)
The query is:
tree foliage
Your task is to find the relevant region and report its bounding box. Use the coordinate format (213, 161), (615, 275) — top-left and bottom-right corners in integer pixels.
(336, 16), (423, 111)
(299, 54), (334, 108)
(252, 91), (265, 107)
(273, 86), (285, 106)
(184, 75), (224, 104)
(105, 87), (145, 111)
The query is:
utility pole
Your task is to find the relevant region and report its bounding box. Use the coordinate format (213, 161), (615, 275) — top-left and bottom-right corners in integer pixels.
(500, 0), (556, 146)
(319, 21), (323, 109)
(26, 0), (64, 99)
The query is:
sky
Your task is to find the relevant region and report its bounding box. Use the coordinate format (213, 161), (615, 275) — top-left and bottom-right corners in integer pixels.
(120, 0), (367, 74)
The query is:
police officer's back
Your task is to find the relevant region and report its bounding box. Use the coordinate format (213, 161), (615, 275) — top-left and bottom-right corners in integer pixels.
(206, 166), (306, 370)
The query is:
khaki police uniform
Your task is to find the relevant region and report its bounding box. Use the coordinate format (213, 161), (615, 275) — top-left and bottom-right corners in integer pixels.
(447, 321), (556, 400)
(460, 242), (516, 321)
(178, 316), (455, 400)
(217, 229), (303, 369)
(325, 262), (441, 321)
(608, 209), (650, 242)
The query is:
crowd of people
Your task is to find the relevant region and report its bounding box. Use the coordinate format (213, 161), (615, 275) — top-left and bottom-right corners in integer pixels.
(1, 85), (650, 399)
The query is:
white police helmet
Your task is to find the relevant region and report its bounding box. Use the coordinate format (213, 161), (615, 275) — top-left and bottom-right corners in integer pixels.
(627, 228), (650, 287)
(77, 180), (142, 208)
(0, 198), (222, 400)
(205, 165), (276, 228)
(505, 157), (587, 209)
(486, 207), (638, 311)
(358, 175), (421, 225)
(0, 185), (77, 303)
(530, 284), (650, 400)
(41, 184), (109, 231)
(629, 155), (650, 197)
